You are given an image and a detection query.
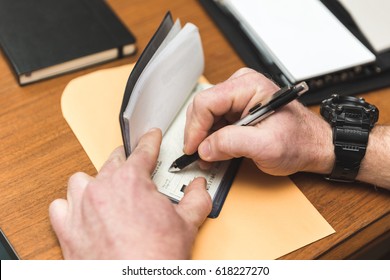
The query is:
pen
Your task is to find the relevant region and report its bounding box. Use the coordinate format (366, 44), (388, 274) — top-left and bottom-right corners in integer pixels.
(168, 81), (309, 172)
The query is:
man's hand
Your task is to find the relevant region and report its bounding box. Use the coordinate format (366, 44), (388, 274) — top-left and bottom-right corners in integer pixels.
(49, 128), (212, 259)
(184, 68), (334, 176)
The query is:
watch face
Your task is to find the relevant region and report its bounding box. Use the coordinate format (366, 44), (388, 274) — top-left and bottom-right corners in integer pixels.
(337, 95), (364, 106)
(320, 94), (379, 127)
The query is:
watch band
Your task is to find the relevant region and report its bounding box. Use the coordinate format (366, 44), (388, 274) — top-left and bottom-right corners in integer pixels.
(321, 95), (379, 183)
(327, 126), (369, 182)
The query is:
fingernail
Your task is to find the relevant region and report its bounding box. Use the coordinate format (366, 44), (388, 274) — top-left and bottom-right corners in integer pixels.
(199, 140), (211, 159)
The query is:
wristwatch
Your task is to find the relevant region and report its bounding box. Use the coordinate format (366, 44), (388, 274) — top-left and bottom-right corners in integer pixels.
(320, 94), (379, 182)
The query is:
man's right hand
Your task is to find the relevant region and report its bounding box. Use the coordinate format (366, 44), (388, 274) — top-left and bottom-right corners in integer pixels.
(184, 68), (334, 176)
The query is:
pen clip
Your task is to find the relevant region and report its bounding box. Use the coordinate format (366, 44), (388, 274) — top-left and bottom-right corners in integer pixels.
(248, 102), (262, 114)
(247, 86), (292, 115)
(270, 86), (292, 101)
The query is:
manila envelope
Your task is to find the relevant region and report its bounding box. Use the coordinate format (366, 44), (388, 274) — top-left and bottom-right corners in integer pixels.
(61, 64), (335, 259)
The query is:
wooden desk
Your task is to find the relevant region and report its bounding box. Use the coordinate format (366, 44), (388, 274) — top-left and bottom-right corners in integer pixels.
(0, 0), (389, 260)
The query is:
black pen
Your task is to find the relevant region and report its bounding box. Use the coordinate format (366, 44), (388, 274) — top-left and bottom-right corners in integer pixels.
(168, 81), (309, 172)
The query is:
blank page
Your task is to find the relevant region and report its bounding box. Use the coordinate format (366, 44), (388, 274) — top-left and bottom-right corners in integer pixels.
(123, 23), (204, 151)
(224, 0), (375, 82)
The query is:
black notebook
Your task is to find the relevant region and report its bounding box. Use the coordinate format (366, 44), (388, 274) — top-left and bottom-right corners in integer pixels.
(0, 0), (136, 85)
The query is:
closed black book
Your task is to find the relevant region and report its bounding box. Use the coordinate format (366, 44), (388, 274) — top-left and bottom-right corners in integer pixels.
(0, 0), (136, 85)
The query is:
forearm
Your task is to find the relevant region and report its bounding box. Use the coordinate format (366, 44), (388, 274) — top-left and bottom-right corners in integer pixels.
(357, 125), (390, 190)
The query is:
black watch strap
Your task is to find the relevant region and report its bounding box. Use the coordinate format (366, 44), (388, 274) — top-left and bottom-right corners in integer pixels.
(320, 95), (379, 183)
(326, 127), (369, 182)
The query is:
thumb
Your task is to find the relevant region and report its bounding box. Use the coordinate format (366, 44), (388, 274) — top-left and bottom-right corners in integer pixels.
(176, 177), (212, 228)
(198, 126), (265, 161)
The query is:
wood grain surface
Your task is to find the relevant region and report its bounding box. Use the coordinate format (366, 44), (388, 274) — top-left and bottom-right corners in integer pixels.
(0, 0), (388, 259)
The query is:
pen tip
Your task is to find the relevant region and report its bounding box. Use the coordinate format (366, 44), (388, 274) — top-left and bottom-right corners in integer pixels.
(168, 162), (180, 173)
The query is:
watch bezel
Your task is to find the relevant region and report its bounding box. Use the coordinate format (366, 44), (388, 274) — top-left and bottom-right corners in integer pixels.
(321, 94), (379, 129)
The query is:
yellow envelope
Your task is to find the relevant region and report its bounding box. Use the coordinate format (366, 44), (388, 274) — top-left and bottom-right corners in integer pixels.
(61, 64), (335, 259)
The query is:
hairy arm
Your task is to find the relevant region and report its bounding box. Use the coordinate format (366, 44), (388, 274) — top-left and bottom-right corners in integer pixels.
(357, 125), (390, 190)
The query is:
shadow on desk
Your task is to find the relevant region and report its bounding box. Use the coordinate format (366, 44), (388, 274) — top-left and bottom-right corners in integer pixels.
(350, 230), (390, 259)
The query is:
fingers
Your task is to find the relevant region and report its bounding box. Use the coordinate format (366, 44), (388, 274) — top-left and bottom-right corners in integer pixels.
(184, 69), (278, 155)
(97, 146), (126, 180)
(198, 125), (268, 161)
(176, 177), (212, 228)
(67, 172), (92, 209)
(227, 67), (258, 80)
(49, 198), (68, 238)
(49, 172), (92, 240)
(124, 128), (162, 176)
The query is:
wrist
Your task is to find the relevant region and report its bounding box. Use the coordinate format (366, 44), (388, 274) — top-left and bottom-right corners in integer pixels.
(302, 112), (335, 174)
(356, 126), (390, 188)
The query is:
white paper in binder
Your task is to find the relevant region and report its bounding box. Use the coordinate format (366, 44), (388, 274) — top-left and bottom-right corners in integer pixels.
(221, 0), (376, 82)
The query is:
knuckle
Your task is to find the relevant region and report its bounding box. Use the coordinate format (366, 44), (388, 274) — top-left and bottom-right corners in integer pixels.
(224, 127), (236, 151)
(234, 67), (256, 76)
(192, 92), (206, 112)
(200, 188), (212, 212)
(246, 71), (266, 84)
(83, 183), (105, 208)
(106, 151), (122, 166)
(68, 172), (87, 187)
(131, 146), (151, 165)
(189, 95), (209, 130)
(116, 164), (140, 189)
(214, 129), (234, 155)
(120, 164), (138, 181)
(186, 102), (194, 118)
